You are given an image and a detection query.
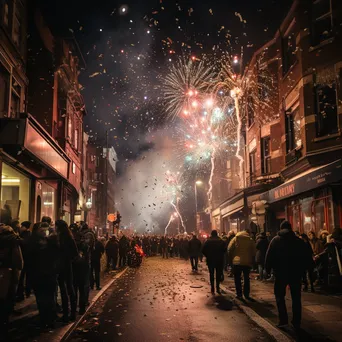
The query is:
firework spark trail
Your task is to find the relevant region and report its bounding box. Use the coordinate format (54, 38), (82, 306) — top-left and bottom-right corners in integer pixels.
(233, 93), (244, 189)
(164, 215), (173, 235)
(170, 201), (187, 233)
(207, 147), (216, 203)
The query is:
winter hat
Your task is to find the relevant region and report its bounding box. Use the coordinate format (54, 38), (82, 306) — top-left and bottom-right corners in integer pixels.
(280, 220), (292, 231)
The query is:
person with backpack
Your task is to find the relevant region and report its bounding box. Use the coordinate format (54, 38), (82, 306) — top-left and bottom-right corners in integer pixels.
(0, 225), (23, 340)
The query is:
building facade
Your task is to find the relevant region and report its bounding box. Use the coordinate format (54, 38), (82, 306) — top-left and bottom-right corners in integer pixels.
(211, 0), (342, 236)
(0, 2), (86, 225)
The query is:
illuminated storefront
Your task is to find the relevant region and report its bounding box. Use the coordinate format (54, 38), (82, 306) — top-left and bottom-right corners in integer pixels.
(261, 159), (342, 234)
(0, 163), (31, 223)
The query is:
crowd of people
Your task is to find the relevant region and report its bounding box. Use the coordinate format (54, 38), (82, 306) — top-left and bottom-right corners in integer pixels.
(1, 215), (342, 338)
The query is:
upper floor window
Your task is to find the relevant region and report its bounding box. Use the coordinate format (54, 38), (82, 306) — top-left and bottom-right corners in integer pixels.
(249, 150), (256, 182)
(67, 117), (72, 139)
(315, 82), (338, 137)
(285, 105), (302, 153)
(261, 136), (271, 174)
(247, 95), (255, 127)
(74, 128), (79, 151)
(2, 0), (10, 28)
(282, 28), (297, 75)
(0, 63), (10, 118)
(12, 2), (22, 47)
(312, 0), (333, 45)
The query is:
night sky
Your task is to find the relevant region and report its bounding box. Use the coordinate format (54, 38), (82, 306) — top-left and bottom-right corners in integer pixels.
(38, 0), (293, 232)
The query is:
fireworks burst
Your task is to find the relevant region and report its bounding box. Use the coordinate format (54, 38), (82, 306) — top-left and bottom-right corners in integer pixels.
(163, 57), (217, 120)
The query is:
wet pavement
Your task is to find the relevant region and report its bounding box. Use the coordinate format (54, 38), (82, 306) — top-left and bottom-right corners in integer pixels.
(66, 258), (272, 342)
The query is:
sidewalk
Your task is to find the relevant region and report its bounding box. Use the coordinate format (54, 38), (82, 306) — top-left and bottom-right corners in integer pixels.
(222, 272), (342, 342)
(8, 268), (125, 342)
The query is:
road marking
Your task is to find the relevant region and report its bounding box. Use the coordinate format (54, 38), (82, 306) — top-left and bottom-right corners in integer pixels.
(59, 267), (129, 342)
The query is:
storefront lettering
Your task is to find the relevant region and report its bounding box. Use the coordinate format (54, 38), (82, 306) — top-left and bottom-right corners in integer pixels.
(274, 183), (295, 200)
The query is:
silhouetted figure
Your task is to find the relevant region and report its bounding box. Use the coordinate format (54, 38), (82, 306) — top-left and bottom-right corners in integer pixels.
(265, 221), (313, 330)
(188, 234), (202, 271)
(202, 230), (226, 294)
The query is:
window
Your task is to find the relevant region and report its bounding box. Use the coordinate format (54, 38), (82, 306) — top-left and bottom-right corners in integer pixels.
(2, 0), (10, 28)
(10, 92), (19, 117)
(258, 73), (268, 101)
(249, 150), (256, 183)
(285, 106), (302, 153)
(312, 0), (333, 45)
(0, 64), (10, 117)
(261, 136), (271, 174)
(67, 117), (72, 139)
(12, 8), (21, 47)
(247, 95), (255, 127)
(72, 162), (76, 174)
(74, 128), (79, 150)
(282, 29), (297, 75)
(315, 82), (338, 137)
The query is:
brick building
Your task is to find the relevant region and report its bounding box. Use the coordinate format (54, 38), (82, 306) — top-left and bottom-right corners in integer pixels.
(211, 0), (342, 235)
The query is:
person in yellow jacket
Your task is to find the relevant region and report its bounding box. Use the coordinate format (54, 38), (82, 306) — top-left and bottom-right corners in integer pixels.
(228, 230), (256, 300)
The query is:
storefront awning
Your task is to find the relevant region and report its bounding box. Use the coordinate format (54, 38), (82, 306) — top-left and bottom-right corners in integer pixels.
(221, 197), (244, 218)
(260, 159), (342, 203)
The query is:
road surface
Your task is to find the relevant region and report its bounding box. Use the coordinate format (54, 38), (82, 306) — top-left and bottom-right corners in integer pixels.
(66, 257), (272, 342)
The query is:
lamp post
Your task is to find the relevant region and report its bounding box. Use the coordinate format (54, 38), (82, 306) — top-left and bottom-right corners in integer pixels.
(194, 180), (202, 232)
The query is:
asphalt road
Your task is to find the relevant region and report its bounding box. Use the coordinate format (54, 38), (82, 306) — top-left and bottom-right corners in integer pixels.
(66, 258), (273, 342)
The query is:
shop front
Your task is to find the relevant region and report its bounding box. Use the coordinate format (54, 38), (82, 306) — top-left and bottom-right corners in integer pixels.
(0, 114), (70, 223)
(261, 159), (342, 234)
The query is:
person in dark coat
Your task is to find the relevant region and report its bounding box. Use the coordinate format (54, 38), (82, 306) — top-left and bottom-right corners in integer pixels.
(0, 225), (23, 339)
(73, 223), (95, 314)
(16, 221), (32, 301)
(202, 230), (226, 294)
(188, 234), (202, 271)
(105, 236), (119, 270)
(56, 220), (78, 322)
(90, 238), (105, 290)
(119, 235), (129, 266)
(300, 234), (315, 292)
(265, 221), (313, 330)
(27, 223), (60, 329)
(255, 232), (269, 281)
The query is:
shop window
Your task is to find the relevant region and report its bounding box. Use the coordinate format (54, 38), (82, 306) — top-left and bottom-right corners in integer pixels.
(247, 95), (254, 127)
(285, 106), (302, 153)
(288, 201), (302, 233)
(1, 163), (30, 223)
(311, 0), (333, 45)
(301, 197), (314, 234)
(261, 136), (271, 174)
(282, 27), (297, 75)
(0, 64), (10, 117)
(41, 183), (55, 220)
(315, 83), (338, 137)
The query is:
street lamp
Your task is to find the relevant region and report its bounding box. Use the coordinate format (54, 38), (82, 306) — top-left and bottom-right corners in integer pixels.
(195, 180), (203, 231)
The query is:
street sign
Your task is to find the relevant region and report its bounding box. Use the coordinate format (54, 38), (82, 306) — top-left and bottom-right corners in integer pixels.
(107, 213), (117, 222)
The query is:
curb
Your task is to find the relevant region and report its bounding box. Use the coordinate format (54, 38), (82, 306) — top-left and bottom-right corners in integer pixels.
(58, 267), (129, 342)
(221, 284), (294, 342)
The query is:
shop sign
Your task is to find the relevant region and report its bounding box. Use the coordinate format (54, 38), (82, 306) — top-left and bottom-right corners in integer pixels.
(263, 159), (342, 203)
(25, 123), (68, 179)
